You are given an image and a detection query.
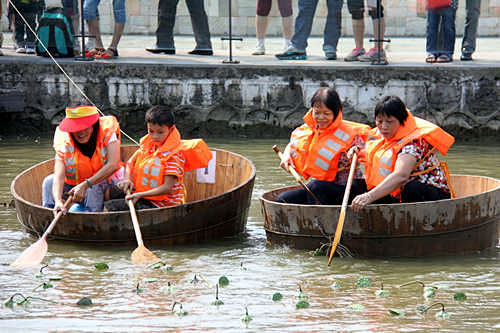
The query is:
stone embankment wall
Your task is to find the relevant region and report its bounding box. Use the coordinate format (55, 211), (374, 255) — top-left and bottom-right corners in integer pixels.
(1, 61), (499, 138)
(1, 0), (500, 37)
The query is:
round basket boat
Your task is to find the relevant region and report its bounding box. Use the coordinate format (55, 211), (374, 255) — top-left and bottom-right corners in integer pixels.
(11, 146), (255, 245)
(260, 175), (500, 257)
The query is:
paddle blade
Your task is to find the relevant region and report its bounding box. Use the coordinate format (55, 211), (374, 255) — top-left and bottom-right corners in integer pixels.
(131, 245), (159, 265)
(10, 239), (48, 268)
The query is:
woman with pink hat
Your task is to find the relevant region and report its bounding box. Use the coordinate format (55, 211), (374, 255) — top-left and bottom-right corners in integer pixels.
(42, 104), (122, 213)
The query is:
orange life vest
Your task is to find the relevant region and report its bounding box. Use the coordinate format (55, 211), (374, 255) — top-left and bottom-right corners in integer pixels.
(132, 126), (212, 204)
(365, 111), (455, 197)
(289, 109), (371, 181)
(53, 116), (121, 185)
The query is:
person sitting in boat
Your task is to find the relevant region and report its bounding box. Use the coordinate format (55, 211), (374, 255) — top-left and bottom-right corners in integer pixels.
(104, 106), (212, 211)
(42, 104), (122, 213)
(350, 95), (455, 212)
(277, 87), (371, 205)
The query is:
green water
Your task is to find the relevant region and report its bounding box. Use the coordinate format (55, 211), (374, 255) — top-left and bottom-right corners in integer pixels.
(0, 138), (499, 332)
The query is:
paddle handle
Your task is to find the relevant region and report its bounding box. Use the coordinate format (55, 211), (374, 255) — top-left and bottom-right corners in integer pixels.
(127, 191), (144, 247)
(273, 145), (321, 205)
(42, 195), (74, 240)
(328, 152), (358, 266)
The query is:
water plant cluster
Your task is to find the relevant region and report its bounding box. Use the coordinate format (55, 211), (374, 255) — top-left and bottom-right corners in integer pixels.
(3, 258), (471, 329)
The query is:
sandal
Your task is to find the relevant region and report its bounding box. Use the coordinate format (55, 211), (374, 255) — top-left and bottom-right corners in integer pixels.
(95, 48), (119, 59)
(425, 54), (436, 63)
(436, 54), (452, 63)
(85, 47), (105, 58)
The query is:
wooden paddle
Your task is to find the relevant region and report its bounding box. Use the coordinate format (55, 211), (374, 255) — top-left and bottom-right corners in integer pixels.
(127, 191), (159, 265)
(273, 145), (321, 205)
(328, 152), (358, 266)
(11, 195), (74, 268)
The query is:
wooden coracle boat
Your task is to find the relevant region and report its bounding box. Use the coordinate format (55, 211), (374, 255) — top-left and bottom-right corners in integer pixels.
(11, 146), (255, 245)
(260, 175), (500, 257)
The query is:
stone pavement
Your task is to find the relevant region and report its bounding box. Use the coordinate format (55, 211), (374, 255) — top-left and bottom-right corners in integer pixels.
(1, 32), (499, 67)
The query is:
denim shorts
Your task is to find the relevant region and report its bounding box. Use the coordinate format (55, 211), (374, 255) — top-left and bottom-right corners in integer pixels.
(83, 0), (126, 23)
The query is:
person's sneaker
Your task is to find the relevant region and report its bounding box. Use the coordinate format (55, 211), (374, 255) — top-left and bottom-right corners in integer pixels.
(25, 46), (35, 54)
(188, 49), (213, 56)
(344, 47), (365, 61)
(359, 48), (386, 62)
(325, 52), (337, 60)
(16, 46), (26, 54)
(460, 53), (473, 61)
(275, 51), (307, 60)
(0, 50), (3, 56)
(252, 43), (265, 55)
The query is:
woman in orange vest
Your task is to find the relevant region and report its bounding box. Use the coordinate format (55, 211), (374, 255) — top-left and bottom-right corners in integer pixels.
(277, 88), (371, 205)
(41, 104), (122, 212)
(104, 106), (212, 211)
(351, 96), (455, 212)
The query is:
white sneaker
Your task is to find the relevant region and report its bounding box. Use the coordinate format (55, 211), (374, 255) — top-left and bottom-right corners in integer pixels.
(25, 47), (35, 54)
(252, 43), (265, 55)
(16, 47), (26, 54)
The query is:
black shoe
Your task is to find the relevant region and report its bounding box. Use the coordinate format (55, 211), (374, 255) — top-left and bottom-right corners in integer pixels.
(460, 53), (473, 61)
(275, 51), (307, 60)
(146, 47), (175, 54)
(188, 49), (213, 56)
(325, 52), (337, 60)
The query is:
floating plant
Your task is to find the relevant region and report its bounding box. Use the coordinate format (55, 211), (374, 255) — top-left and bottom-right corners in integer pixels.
(161, 265), (174, 272)
(33, 282), (53, 292)
(190, 274), (200, 284)
(296, 285), (308, 299)
(35, 264), (49, 279)
(241, 307), (253, 323)
(356, 277), (372, 288)
(94, 263), (109, 271)
(77, 297), (92, 306)
(272, 292), (283, 302)
(160, 282), (176, 293)
(349, 303), (365, 311)
(171, 302), (188, 317)
(388, 308), (404, 316)
(48, 276), (63, 281)
(143, 278), (158, 283)
(239, 262), (247, 271)
(423, 302), (451, 319)
(218, 275), (229, 287)
(399, 281), (437, 299)
(453, 292), (467, 301)
(375, 283), (389, 296)
(296, 300), (309, 309)
(4, 293), (58, 307)
(134, 282), (143, 294)
(211, 284), (224, 306)
(147, 261), (165, 270)
(330, 281), (341, 290)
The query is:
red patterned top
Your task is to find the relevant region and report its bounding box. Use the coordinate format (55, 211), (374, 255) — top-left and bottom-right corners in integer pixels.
(333, 135), (365, 185)
(399, 138), (450, 193)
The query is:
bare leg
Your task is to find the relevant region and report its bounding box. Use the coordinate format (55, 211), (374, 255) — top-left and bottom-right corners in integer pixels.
(109, 22), (125, 50)
(372, 17), (384, 50)
(86, 19), (103, 49)
(281, 15), (293, 41)
(256, 15), (269, 41)
(352, 18), (364, 49)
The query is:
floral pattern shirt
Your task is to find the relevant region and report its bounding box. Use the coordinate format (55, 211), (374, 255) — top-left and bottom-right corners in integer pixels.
(333, 135), (365, 185)
(399, 138), (449, 193)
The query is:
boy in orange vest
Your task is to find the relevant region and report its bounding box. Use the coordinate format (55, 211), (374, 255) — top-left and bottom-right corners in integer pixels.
(105, 106), (211, 211)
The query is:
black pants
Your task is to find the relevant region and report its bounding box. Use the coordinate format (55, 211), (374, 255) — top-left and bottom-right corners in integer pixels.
(374, 179), (451, 204)
(103, 185), (156, 211)
(277, 179), (368, 205)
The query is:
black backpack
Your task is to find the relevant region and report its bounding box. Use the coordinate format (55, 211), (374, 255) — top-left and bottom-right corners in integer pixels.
(36, 7), (74, 57)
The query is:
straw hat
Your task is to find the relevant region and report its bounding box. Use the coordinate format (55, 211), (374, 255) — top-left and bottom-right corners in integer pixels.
(59, 106), (99, 132)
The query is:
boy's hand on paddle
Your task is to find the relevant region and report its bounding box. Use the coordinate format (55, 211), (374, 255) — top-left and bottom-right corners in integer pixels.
(54, 199), (68, 215)
(117, 179), (133, 192)
(125, 193), (140, 204)
(69, 183), (87, 203)
(351, 192), (373, 212)
(347, 146), (360, 160)
(280, 151), (293, 173)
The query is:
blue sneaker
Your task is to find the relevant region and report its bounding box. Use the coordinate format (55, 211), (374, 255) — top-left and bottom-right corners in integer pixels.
(275, 51), (307, 60)
(68, 203), (90, 213)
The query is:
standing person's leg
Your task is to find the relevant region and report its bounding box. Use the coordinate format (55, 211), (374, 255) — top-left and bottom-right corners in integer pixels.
(24, 10), (37, 53)
(13, 4), (26, 52)
(275, 0), (317, 59)
(425, 10), (440, 62)
(461, 0), (480, 60)
(98, 0), (125, 58)
(146, 0), (178, 53)
(359, 3), (386, 61)
(277, 0), (293, 50)
(323, 0), (343, 60)
(83, 0), (104, 53)
(253, 0), (271, 55)
(436, 6), (455, 62)
(345, 0), (365, 61)
(186, 0), (213, 55)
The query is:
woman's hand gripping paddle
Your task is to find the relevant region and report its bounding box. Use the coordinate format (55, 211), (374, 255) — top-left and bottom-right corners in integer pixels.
(11, 195), (74, 268)
(328, 152), (358, 266)
(127, 191), (159, 265)
(273, 145), (321, 205)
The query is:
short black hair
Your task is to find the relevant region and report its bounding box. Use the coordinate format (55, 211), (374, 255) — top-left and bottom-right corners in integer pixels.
(145, 106), (175, 127)
(374, 96), (408, 125)
(310, 88), (342, 120)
